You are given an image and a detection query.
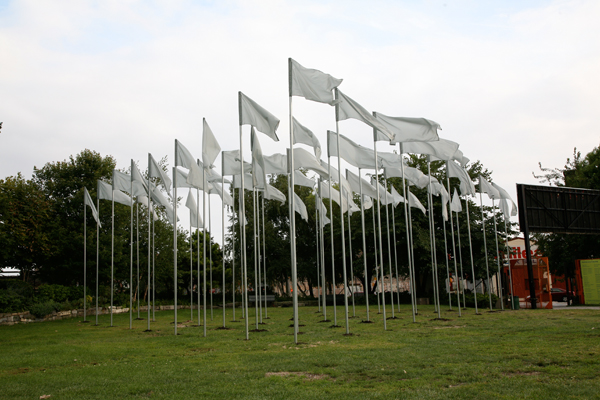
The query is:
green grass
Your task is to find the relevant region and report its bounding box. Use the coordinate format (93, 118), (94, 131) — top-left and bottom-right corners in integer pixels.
(1, 304), (599, 399)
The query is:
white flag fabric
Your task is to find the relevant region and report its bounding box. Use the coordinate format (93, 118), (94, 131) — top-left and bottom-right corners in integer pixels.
(130, 161), (148, 197)
(492, 182), (517, 216)
(451, 189), (463, 213)
(208, 182), (234, 207)
(98, 180), (132, 206)
(499, 198), (512, 219)
(377, 151), (403, 169)
(447, 160), (476, 196)
(202, 119), (221, 168)
(479, 176), (500, 199)
(185, 191), (203, 228)
(233, 173), (254, 191)
(294, 171), (315, 188)
(149, 153), (172, 195)
(83, 187), (101, 227)
(391, 186), (405, 207)
(335, 89), (394, 141)
(264, 183), (286, 204)
(346, 169), (378, 199)
(319, 180), (349, 213)
(222, 150), (252, 176)
(251, 128), (269, 196)
(239, 92), (280, 142)
(151, 187), (176, 224)
(362, 194), (373, 210)
(321, 214), (330, 228)
(175, 140), (205, 190)
(321, 159), (352, 197)
(292, 117), (322, 159)
(113, 170), (131, 193)
(374, 112), (441, 143)
(136, 195), (159, 221)
(327, 130), (376, 169)
(263, 153), (288, 175)
(408, 191), (427, 215)
(293, 148), (329, 177)
(289, 58), (342, 105)
(384, 166), (428, 189)
(400, 139), (460, 161)
(175, 168), (196, 189)
(293, 192), (308, 221)
(371, 178), (395, 206)
(428, 180), (449, 221)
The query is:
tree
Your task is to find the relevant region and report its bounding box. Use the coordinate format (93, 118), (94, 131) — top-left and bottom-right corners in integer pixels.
(0, 173), (52, 283)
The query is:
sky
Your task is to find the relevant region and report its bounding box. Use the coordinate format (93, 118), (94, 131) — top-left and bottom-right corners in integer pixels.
(1, 0), (599, 245)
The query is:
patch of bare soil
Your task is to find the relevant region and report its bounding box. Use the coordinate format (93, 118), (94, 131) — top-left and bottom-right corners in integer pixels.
(265, 371), (331, 381)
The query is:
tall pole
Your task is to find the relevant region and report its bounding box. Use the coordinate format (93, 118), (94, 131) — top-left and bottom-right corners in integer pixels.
(173, 166), (178, 335)
(318, 183), (327, 322)
(262, 195), (268, 319)
(480, 191), (493, 310)
(146, 155), (151, 331)
(111, 190), (114, 327)
(190, 213), (194, 322)
(197, 188), (201, 325)
(95, 196), (100, 326)
(152, 207), (156, 322)
(492, 199), (504, 310)
(136, 202), (140, 320)
(316, 203), (321, 312)
(427, 161), (442, 319)
(209, 194), (213, 321)
(465, 196), (479, 314)
(399, 146), (416, 322)
(252, 188), (259, 330)
(346, 190), (356, 317)
(222, 176), (227, 327)
(327, 159), (337, 327)
(455, 208), (466, 307)
(383, 178), (395, 319)
(372, 142), (387, 330)
(504, 214), (514, 310)
(83, 198), (87, 323)
(446, 172), (461, 316)
(390, 192), (401, 312)
(203, 164), (207, 337)
(129, 180), (133, 329)
(406, 183), (418, 316)
(257, 190), (263, 324)
(358, 169), (370, 322)
(372, 198), (380, 314)
(238, 104), (250, 340)
(288, 66), (299, 343)
(232, 187), (236, 322)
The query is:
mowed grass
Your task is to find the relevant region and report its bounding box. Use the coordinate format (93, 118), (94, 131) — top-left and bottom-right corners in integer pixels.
(1, 303), (599, 399)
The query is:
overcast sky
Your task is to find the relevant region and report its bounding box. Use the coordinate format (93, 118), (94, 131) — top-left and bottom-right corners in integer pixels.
(1, 0), (599, 244)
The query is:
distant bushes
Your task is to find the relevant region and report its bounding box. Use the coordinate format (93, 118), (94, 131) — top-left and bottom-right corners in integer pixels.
(0, 280), (91, 315)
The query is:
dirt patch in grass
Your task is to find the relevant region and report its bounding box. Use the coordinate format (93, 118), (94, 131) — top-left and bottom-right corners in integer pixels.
(503, 371), (541, 377)
(265, 371), (331, 381)
(432, 325), (466, 330)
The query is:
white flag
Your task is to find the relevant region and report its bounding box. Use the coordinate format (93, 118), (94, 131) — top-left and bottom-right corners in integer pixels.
(185, 191), (203, 228)
(131, 161), (148, 197)
(233, 173), (254, 191)
(384, 166), (428, 189)
(136, 195), (159, 221)
(362, 194), (373, 210)
(408, 191), (427, 215)
(208, 182), (234, 207)
(319, 180), (349, 213)
(149, 153), (172, 195)
(327, 130), (376, 170)
(239, 92), (280, 142)
(264, 183), (286, 204)
(400, 139), (460, 162)
(479, 176), (500, 199)
(371, 178), (395, 206)
(447, 160), (475, 196)
(492, 182), (517, 216)
(98, 180), (131, 206)
(251, 128), (269, 196)
(346, 169), (378, 199)
(292, 148), (329, 178)
(292, 117), (322, 159)
(321, 159), (352, 197)
(293, 192), (308, 221)
(294, 171), (315, 188)
(113, 170), (131, 193)
(451, 189), (462, 213)
(174, 168), (195, 189)
(391, 185), (405, 207)
(151, 186), (176, 224)
(83, 187), (101, 227)
(374, 112), (441, 143)
(222, 150), (252, 177)
(202, 119), (221, 169)
(289, 58), (342, 105)
(335, 89), (394, 141)
(263, 153), (288, 175)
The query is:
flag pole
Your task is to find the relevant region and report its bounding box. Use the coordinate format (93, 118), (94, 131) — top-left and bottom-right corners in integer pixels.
(197, 188), (201, 325)
(83, 193), (87, 323)
(146, 154), (151, 331)
(371, 194), (380, 315)
(202, 162), (207, 337)
(358, 169), (370, 322)
(190, 207), (194, 323)
(262, 194), (268, 319)
(327, 156), (338, 327)
(346, 189), (355, 317)
(288, 63), (299, 343)
(130, 178), (134, 329)
(232, 186), (236, 322)
(446, 167), (462, 316)
(371, 139), (387, 330)
(252, 187), (259, 330)
(406, 183), (418, 316)
(390, 189), (401, 312)
(383, 176), (395, 319)
(427, 165), (442, 318)
(318, 181), (328, 322)
(222, 175), (227, 327)
(333, 89), (350, 335)
(238, 93), (249, 340)
(152, 207), (156, 322)
(399, 146), (416, 322)
(256, 189), (262, 324)
(209, 193), (213, 321)
(136, 201), (140, 320)
(503, 213), (514, 310)
(173, 165), (178, 335)
(111, 187), (114, 327)
(464, 195), (479, 314)
(492, 199), (504, 310)
(315, 199), (321, 312)
(95, 194), (100, 326)
(455, 203), (466, 307)
(479, 187), (493, 310)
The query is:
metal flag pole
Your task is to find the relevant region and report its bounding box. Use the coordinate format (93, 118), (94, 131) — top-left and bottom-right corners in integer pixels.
(332, 101), (350, 335)
(209, 193), (213, 321)
(371, 143), (387, 330)
(146, 154), (151, 331)
(111, 188), (114, 327)
(256, 189), (263, 324)
(231, 187), (236, 322)
(346, 189), (356, 317)
(288, 69), (299, 343)
(383, 177), (395, 319)
(173, 166), (178, 336)
(440, 198), (450, 313)
(327, 157), (338, 327)
(136, 202), (140, 320)
(318, 182), (328, 322)
(316, 202), (321, 312)
(399, 146), (416, 322)
(390, 189), (401, 313)
(446, 170), (462, 317)
(83, 195), (87, 323)
(358, 169), (370, 322)
(96, 195), (100, 325)
(252, 187), (259, 330)
(479, 189), (493, 311)
(237, 111), (249, 341)
(190, 208), (194, 323)
(262, 194), (268, 319)
(222, 175), (227, 327)
(455, 206), (466, 307)
(197, 188), (201, 326)
(202, 163), (207, 337)
(152, 210), (156, 322)
(426, 161), (442, 318)
(492, 199), (504, 310)
(372, 198), (381, 315)
(129, 179), (133, 329)
(464, 195), (479, 314)
(406, 183), (418, 316)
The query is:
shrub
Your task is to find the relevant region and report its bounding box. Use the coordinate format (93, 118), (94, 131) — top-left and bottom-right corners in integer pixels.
(29, 301), (62, 319)
(0, 280), (35, 313)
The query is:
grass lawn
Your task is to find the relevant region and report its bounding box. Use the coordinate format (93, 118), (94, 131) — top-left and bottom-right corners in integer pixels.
(1, 303), (598, 399)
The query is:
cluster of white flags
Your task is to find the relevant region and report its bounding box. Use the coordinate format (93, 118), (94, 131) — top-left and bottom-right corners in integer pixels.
(80, 57), (518, 339)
